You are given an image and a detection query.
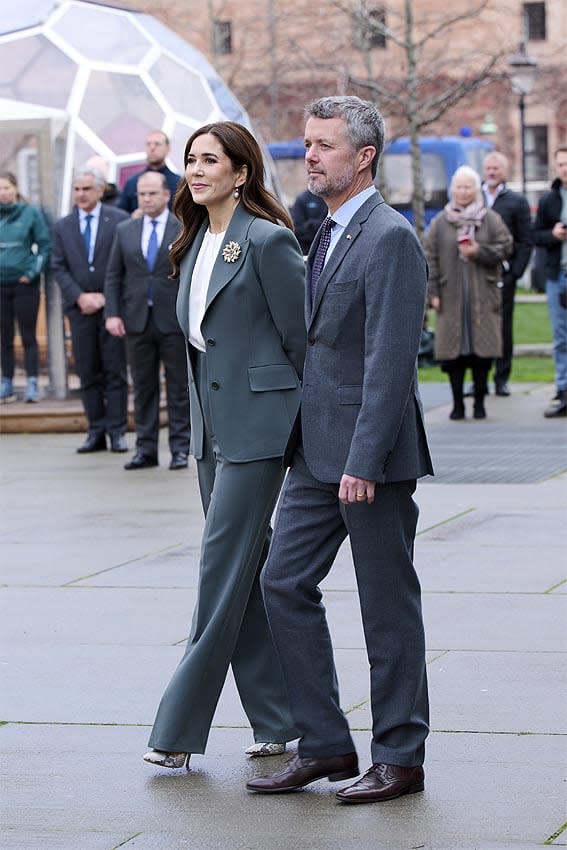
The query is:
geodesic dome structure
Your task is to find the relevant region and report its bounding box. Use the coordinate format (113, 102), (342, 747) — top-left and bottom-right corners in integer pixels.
(0, 0), (254, 214)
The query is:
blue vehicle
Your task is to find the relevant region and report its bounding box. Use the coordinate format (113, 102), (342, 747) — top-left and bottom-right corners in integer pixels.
(267, 133), (494, 227)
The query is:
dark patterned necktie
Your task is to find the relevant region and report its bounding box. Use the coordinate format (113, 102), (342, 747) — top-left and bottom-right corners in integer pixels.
(310, 216), (334, 305)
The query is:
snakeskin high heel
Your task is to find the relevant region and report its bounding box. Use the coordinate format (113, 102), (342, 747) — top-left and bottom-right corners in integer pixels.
(143, 749), (190, 769)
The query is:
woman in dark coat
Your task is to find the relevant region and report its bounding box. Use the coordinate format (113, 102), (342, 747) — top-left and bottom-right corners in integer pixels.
(425, 165), (512, 420)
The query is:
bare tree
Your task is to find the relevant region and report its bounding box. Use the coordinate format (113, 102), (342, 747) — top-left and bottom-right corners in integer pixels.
(317, 0), (516, 237)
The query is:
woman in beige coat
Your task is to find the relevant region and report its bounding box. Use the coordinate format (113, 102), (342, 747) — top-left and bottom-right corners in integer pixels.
(425, 166), (513, 419)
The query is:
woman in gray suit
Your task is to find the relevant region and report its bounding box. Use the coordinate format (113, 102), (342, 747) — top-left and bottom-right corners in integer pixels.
(144, 122), (306, 770)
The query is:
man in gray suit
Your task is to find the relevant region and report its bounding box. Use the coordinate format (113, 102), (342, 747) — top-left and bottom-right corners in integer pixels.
(104, 172), (190, 470)
(52, 167), (129, 453)
(247, 97), (434, 803)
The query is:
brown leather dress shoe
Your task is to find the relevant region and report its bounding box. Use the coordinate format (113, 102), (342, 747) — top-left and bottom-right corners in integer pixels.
(246, 752), (359, 794)
(336, 763), (424, 803)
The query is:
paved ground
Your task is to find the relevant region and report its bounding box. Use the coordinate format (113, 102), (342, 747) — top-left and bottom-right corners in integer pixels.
(1, 382), (566, 850)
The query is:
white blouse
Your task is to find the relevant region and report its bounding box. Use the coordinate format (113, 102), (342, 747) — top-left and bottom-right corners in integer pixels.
(188, 228), (226, 352)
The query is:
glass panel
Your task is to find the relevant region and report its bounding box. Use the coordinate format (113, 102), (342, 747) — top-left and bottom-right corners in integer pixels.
(0, 0), (55, 35)
(0, 34), (76, 109)
(52, 5), (151, 65)
(382, 153), (447, 208)
(138, 14), (216, 78)
(150, 56), (216, 123)
(170, 122), (199, 175)
(79, 71), (163, 155)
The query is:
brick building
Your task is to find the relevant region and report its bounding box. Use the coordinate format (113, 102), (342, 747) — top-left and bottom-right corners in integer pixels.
(117, 0), (565, 187)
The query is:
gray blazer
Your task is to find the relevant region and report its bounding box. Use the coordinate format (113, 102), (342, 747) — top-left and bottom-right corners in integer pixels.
(297, 191), (433, 484)
(52, 205), (128, 311)
(104, 213), (182, 335)
(176, 204), (306, 463)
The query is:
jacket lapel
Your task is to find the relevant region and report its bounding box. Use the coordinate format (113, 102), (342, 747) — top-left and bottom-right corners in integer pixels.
(204, 204), (251, 311)
(308, 192), (383, 328)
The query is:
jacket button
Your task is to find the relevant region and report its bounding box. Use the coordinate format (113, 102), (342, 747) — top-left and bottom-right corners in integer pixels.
(211, 381), (220, 390)
(308, 338), (316, 345)
(206, 338), (216, 346)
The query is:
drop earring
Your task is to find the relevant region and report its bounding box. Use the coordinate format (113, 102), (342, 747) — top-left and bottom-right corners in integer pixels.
(234, 187), (240, 199)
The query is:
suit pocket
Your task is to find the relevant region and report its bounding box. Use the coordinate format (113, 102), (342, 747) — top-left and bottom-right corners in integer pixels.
(248, 364), (298, 392)
(338, 384), (362, 405)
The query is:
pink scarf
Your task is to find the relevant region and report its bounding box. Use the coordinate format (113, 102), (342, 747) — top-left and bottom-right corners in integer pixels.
(444, 198), (486, 242)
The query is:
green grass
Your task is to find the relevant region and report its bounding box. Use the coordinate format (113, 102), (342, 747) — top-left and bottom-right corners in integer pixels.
(420, 300), (554, 383)
(418, 357), (554, 383)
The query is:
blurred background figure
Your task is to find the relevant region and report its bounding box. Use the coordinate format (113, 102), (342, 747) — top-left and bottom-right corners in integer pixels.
(51, 167), (129, 453)
(104, 171), (190, 471)
(481, 152), (533, 397)
(85, 156), (121, 207)
(290, 188), (327, 255)
(533, 146), (567, 418)
(425, 165), (512, 421)
(0, 171), (51, 404)
(119, 130), (180, 218)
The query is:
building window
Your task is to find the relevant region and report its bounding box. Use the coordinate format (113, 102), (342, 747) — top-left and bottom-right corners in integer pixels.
(525, 125), (548, 181)
(354, 4), (387, 50)
(212, 19), (232, 55)
(523, 2), (546, 40)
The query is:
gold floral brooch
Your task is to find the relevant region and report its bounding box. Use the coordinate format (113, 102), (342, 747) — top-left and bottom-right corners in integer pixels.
(222, 241), (241, 263)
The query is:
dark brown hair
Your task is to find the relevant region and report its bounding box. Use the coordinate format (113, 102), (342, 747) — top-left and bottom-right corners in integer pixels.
(0, 171), (24, 202)
(170, 122), (293, 278)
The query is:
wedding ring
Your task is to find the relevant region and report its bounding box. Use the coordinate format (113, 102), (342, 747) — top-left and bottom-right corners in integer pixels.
(356, 492), (366, 499)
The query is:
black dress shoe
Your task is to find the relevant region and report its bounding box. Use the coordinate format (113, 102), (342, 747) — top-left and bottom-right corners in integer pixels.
(124, 452), (159, 470)
(336, 763), (424, 804)
(77, 435), (107, 453)
(246, 752), (359, 794)
(110, 434), (129, 453)
(169, 452), (188, 470)
(495, 383), (510, 397)
(473, 402), (486, 419)
(544, 390), (567, 418)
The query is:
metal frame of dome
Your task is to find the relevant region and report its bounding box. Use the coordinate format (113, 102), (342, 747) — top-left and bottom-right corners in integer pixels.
(0, 0), (252, 214)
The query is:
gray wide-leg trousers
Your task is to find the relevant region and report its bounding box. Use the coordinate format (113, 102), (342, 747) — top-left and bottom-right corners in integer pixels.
(148, 352), (298, 754)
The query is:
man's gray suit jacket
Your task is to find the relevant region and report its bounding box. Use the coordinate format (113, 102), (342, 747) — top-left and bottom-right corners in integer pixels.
(52, 205), (129, 311)
(104, 213), (182, 335)
(296, 190), (433, 484)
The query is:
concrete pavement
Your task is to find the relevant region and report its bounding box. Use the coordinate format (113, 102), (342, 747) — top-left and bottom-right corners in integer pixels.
(1, 382), (566, 849)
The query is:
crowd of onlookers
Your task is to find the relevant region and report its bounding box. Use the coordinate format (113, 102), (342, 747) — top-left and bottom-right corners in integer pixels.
(1, 133), (566, 429)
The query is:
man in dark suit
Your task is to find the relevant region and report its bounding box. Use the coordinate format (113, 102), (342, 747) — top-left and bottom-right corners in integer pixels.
(482, 151), (533, 396)
(104, 171), (190, 470)
(119, 130), (180, 216)
(52, 167), (129, 453)
(247, 96), (433, 803)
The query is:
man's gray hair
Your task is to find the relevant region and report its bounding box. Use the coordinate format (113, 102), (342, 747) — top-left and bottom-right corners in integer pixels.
(305, 96), (386, 178)
(74, 166), (106, 190)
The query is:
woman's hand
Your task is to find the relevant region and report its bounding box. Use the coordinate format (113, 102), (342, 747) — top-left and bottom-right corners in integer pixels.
(458, 239), (479, 260)
(430, 295), (441, 312)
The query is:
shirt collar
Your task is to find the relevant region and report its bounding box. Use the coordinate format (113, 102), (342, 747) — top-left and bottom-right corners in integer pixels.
(330, 186), (377, 228)
(143, 208), (169, 226)
(79, 202), (101, 222)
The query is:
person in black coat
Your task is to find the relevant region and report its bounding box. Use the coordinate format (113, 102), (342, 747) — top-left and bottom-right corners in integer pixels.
(481, 152), (532, 396)
(533, 146), (567, 418)
(290, 188), (327, 254)
(51, 167), (129, 453)
(119, 130), (180, 216)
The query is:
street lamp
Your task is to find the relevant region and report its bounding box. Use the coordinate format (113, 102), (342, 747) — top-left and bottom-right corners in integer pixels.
(507, 41), (538, 194)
